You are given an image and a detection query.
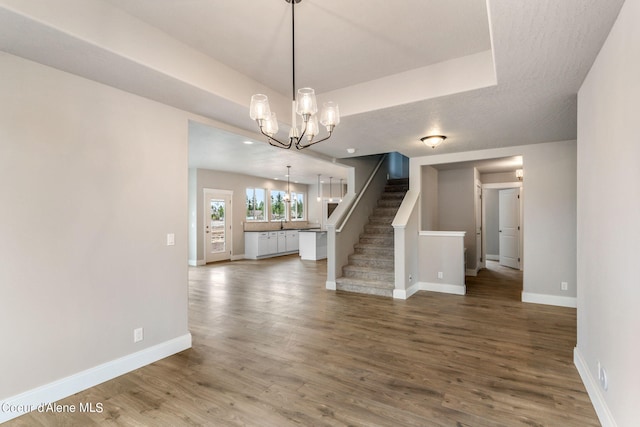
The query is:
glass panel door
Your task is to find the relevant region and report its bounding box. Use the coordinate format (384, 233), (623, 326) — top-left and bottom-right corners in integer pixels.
(204, 190), (232, 263)
(210, 198), (226, 254)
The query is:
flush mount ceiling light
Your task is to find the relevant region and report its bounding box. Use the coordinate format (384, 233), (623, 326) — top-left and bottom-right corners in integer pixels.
(249, 0), (340, 150)
(420, 135), (447, 149)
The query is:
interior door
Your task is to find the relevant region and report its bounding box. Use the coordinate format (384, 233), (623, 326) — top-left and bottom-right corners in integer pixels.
(499, 188), (520, 269)
(205, 190), (232, 263)
(475, 183), (483, 270)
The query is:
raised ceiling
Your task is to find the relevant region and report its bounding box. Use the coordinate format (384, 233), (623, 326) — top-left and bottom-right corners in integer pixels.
(0, 0), (625, 179)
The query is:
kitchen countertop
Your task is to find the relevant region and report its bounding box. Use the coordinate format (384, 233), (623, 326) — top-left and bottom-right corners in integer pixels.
(244, 227), (322, 232)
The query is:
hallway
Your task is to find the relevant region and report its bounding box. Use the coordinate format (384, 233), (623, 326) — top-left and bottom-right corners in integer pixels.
(465, 260), (523, 301)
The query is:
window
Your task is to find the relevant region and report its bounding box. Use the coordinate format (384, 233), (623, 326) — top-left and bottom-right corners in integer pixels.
(290, 192), (305, 220)
(270, 190), (287, 221)
(245, 188), (266, 221)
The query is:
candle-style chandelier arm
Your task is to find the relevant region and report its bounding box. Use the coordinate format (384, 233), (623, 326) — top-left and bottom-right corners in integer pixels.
(294, 129), (333, 150)
(254, 119), (293, 149)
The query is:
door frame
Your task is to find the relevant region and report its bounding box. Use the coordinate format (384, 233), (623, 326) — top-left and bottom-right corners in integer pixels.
(481, 181), (523, 271)
(475, 180), (485, 272)
(203, 188), (233, 263)
(498, 187), (521, 269)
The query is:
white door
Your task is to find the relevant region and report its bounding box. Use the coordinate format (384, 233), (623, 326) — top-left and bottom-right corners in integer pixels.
(204, 190), (232, 263)
(475, 183), (484, 270)
(499, 188), (520, 269)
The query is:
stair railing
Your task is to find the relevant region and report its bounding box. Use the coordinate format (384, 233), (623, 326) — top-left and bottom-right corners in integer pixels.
(325, 154), (389, 290)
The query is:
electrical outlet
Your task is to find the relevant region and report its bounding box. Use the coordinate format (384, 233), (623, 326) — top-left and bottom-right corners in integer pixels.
(561, 281), (568, 291)
(134, 327), (144, 343)
(437, 272), (443, 279)
(599, 365), (608, 391)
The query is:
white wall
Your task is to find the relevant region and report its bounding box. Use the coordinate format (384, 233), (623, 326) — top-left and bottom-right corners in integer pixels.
(481, 171), (519, 184)
(576, 0), (640, 425)
(437, 168), (476, 269)
(521, 141), (576, 304)
(410, 139), (577, 306)
(0, 53), (190, 406)
(420, 165), (439, 230)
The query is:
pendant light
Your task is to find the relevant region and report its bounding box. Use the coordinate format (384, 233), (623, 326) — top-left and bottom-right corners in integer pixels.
(284, 165), (291, 202)
(249, 0), (340, 150)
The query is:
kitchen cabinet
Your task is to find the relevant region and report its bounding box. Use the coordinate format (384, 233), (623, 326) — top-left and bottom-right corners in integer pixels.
(298, 230), (327, 260)
(244, 230), (300, 259)
(286, 230), (299, 252)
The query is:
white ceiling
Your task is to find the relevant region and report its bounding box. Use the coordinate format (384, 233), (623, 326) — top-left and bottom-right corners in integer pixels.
(189, 121), (351, 184)
(0, 0), (625, 180)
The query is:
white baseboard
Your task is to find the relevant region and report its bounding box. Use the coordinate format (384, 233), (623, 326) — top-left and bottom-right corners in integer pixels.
(325, 281), (336, 290)
(486, 254), (499, 261)
(188, 259), (205, 266)
(416, 281), (466, 296)
(521, 292), (577, 308)
(0, 333), (192, 424)
(231, 254), (245, 261)
(393, 283), (420, 299)
(574, 347), (617, 427)
(465, 268), (478, 277)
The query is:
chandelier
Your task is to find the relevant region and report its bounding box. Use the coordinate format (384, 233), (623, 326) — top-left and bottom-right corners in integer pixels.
(249, 0), (340, 150)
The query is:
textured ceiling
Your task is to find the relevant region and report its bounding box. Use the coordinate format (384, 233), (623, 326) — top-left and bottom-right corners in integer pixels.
(0, 0), (626, 178)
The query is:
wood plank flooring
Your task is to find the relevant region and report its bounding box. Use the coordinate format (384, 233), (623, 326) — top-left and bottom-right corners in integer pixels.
(9, 258), (599, 426)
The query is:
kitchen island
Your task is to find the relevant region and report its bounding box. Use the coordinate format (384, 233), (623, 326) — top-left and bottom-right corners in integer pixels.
(298, 230), (327, 260)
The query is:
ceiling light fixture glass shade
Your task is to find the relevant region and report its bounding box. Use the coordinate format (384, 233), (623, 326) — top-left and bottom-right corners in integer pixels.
(421, 135), (447, 149)
(249, 0), (339, 150)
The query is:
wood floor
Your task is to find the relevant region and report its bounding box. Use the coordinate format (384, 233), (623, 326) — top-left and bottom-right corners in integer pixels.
(10, 258), (599, 426)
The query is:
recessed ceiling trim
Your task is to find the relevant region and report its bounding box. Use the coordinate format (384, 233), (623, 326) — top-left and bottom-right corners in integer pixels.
(319, 50), (496, 117)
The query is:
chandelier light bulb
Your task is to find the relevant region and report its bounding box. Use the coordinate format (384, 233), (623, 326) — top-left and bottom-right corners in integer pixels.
(306, 116), (319, 141)
(296, 88), (317, 117)
(320, 102), (340, 129)
(264, 112), (279, 137)
(249, 94), (270, 121)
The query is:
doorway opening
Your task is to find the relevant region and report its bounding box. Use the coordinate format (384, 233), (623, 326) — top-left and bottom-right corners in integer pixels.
(466, 260), (523, 301)
(481, 182), (523, 272)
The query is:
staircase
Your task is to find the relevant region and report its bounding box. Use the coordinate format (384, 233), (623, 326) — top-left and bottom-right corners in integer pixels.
(335, 178), (408, 297)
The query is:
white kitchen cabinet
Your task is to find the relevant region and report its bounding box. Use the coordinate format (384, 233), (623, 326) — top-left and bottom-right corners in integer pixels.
(257, 232), (269, 257)
(298, 230), (327, 260)
(244, 230), (301, 259)
(286, 230), (299, 252)
(277, 231), (286, 252)
(268, 232), (278, 254)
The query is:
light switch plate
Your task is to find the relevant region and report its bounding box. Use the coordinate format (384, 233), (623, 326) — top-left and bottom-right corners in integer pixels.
(167, 233), (175, 246)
